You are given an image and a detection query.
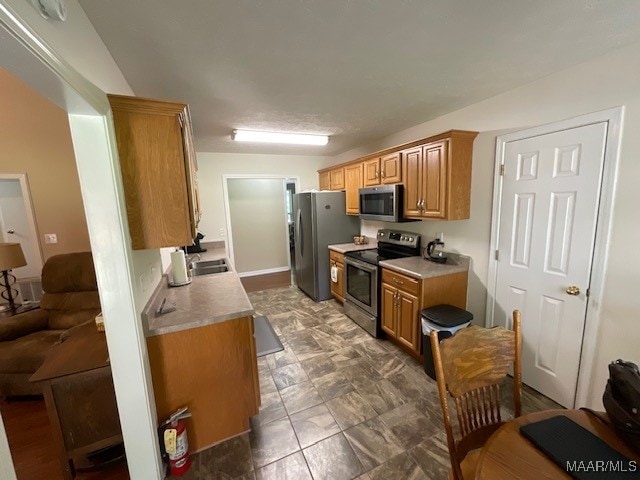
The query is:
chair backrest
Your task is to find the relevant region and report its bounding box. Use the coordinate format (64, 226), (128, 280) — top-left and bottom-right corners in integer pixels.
(39, 252), (101, 330)
(430, 310), (522, 480)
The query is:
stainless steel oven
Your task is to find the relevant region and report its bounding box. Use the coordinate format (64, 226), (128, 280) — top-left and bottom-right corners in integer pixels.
(344, 256), (379, 336)
(344, 229), (421, 338)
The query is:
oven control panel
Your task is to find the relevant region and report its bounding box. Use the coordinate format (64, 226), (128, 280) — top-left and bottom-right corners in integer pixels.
(377, 229), (420, 249)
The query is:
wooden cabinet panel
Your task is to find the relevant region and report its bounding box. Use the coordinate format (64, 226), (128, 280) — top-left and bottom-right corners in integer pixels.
(381, 283), (397, 337)
(344, 163), (363, 214)
(330, 168), (345, 190)
(363, 158), (381, 187)
(319, 171), (330, 190)
(329, 249), (343, 263)
(381, 152), (401, 184)
(422, 141), (447, 219)
(381, 269), (420, 297)
(147, 316), (260, 452)
(402, 147), (422, 217)
(396, 291), (420, 353)
(108, 94), (198, 249)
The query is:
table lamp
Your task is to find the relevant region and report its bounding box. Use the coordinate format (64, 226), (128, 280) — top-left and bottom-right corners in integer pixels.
(0, 242), (27, 312)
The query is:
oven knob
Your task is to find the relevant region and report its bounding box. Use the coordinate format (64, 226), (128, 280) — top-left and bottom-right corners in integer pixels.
(409, 237), (414, 242)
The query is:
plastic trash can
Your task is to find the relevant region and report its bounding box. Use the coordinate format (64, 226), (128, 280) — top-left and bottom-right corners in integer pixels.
(421, 304), (473, 380)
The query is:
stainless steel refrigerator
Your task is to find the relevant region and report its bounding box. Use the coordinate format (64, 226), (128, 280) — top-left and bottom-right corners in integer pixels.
(293, 191), (360, 301)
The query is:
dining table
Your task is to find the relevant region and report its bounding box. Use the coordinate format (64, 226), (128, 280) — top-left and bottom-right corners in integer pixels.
(475, 409), (640, 479)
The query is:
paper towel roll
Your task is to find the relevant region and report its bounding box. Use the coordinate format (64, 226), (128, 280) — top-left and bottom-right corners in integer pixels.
(171, 250), (188, 285)
(330, 265), (338, 283)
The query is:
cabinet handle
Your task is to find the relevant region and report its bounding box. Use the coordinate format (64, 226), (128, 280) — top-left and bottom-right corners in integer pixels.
(381, 170), (386, 178)
(393, 278), (404, 285)
(375, 169), (379, 179)
(419, 199), (425, 210)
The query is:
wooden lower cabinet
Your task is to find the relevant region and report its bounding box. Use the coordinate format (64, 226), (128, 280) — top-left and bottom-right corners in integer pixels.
(329, 250), (345, 303)
(381, 268), (468, 358)
(147, 316), (260, 452)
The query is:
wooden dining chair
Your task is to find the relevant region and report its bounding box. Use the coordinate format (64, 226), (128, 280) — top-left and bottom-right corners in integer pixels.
(430, 310), (522, 480)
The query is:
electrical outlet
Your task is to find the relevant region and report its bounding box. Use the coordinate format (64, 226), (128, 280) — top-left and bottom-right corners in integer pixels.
(219, 228), (225, 237)
(437, 232), (444, 242)
(44, 233), (58, 244)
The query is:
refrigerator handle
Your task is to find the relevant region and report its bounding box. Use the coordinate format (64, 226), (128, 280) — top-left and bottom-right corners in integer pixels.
(298, 208), (304, 257)
(296, 208), (303, 258)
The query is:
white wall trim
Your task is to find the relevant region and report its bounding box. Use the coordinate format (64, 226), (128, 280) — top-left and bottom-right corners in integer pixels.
(237, 266), (291, 278)
(0, 173), (43, 271)
(222, 174), (300, 271)
(0, 4), (163, 478)
(486, 106), (624, 408)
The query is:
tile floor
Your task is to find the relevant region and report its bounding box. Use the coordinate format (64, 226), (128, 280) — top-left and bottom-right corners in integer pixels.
(182, 286), (561, 480)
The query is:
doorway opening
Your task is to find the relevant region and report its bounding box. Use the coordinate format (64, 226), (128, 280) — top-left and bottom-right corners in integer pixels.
(223, 175), (299, 293)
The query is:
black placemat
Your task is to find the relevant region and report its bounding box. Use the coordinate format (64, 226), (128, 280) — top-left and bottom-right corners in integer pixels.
(520, 415), (638, 479)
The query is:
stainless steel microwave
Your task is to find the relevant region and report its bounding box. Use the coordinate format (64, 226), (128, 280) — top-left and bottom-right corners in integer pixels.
(359, 184), (413, 222)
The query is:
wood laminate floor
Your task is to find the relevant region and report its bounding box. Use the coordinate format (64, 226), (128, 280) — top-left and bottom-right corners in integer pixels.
(0, 397), (129, 479)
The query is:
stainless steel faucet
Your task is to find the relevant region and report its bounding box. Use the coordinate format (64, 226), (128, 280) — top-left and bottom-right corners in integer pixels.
(185, 253), (201, 268)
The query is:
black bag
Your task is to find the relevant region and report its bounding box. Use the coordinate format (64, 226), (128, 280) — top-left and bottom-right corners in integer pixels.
(603, 359), (640, 454)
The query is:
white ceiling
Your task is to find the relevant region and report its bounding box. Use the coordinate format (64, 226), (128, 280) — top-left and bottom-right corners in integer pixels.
(78, 0), (640, 156)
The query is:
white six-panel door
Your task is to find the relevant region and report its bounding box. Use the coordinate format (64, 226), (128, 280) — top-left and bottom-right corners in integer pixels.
(494, 122), (607, 407)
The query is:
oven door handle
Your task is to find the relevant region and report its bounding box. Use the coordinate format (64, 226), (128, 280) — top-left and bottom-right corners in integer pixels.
(344, 257), (378, 273)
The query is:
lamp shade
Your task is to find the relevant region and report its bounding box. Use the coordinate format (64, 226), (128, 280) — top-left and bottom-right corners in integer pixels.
(0, 243), (27, 270)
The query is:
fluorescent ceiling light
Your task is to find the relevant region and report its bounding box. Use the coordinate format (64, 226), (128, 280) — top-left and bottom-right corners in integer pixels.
(232, 129), (329, 146)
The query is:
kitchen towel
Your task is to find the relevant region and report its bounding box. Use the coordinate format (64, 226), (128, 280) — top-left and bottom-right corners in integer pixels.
(171, 250), (189, 285)
(330, 264), (338, 283)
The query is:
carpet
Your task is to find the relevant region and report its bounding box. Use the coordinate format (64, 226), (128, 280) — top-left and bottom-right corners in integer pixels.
(253, 316), (284, 357)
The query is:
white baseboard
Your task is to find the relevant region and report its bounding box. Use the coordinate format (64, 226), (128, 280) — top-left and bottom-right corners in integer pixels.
(237, 266), (291, 278)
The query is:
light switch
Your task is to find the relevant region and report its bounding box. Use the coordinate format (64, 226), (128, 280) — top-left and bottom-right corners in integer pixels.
(44, 233), (58, 244)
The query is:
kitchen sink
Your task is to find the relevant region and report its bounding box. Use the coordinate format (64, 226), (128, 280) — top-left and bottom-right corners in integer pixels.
(190, 265), (229, 277)
(191, 259), (227, 268)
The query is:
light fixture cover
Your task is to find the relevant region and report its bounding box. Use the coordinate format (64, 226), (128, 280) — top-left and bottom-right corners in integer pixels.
(232, 129), (329, 146)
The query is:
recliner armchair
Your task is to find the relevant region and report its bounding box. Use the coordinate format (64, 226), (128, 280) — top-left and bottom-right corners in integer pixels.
(0, 252), (101, 396)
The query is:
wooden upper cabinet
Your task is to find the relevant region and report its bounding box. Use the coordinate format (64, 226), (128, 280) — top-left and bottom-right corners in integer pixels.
(363, 158), (381, 187)
(380, 152), (401, 184)
(402, 147), (422, 217)
(319, 171), (330, 190)
(363, 153), (401, 187)
(108, 94), (199, 250)
(344, 163), (363, 215)
(330, 167), (345, 190)
(402, 131), (478, 220)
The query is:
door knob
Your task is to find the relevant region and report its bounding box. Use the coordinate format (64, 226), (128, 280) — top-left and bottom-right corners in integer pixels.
(7, 230), (15, 234)
(566, 286), (580, 296)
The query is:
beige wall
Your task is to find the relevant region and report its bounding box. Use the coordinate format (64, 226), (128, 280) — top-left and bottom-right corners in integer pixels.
(196, 152), (328, 243)
(332, 40), (640, 409)
(0, 68), (91, 260)
(227, 178), (288, 274)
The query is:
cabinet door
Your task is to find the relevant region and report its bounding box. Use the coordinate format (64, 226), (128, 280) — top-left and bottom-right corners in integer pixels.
(381, 152), (401, 184)
(381, 283), (397, 337)
(402, 147), (422, 217)
(110, 100), (193, 250)
(179, 108), (199, 237)
(330, 260), (345, 302)
(363, 158), (381, 187)
(396, 290), (420, 354)
(330, 168), (345, 190)
(344, 163), (363, 215)
(422, 141), (448, 219)
(319, 171), (330, 190)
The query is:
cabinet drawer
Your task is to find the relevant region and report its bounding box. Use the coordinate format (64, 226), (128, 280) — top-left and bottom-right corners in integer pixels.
(381, 269), (420, 296)
(329, 250), (344, 264)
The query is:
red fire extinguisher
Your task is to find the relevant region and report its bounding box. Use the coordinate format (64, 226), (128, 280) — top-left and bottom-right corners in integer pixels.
(162, 407), (192, 476)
